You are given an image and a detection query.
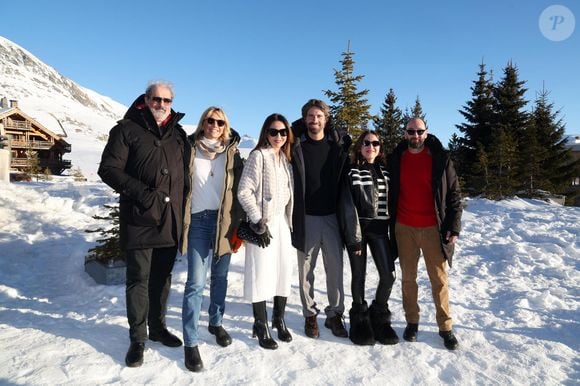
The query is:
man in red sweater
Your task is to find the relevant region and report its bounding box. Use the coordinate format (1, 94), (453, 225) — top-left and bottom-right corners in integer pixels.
(388, 117), (462, 350)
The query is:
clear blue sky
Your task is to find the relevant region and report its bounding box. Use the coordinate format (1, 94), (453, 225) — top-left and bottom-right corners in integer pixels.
(2, 0), (578, 144)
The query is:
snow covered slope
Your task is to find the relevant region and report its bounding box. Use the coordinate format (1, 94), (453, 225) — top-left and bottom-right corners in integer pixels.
(0, 180), (578, 385)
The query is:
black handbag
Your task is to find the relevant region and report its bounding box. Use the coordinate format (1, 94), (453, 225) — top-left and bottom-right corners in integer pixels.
(237, 220), (271, 248)
(237, 150), (272, 248)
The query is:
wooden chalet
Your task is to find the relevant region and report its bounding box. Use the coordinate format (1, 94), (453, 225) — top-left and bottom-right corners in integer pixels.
(0, 97), (71, 175)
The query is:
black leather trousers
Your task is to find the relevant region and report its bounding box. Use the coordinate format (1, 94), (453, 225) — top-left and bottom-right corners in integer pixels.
(348, 231), (395, 307)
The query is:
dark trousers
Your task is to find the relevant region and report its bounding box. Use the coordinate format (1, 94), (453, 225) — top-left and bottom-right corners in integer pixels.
(348, 232), (395, 307)
(125, 246), (177, 342)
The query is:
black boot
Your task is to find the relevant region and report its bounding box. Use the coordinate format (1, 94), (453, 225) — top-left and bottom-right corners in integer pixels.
(272, 296), (292, 342)
(208, 325), (232, 347)
(125, 342), (145, 367)
(403, 323), (418, 342)
(439, 330), (459, 350)
(348, 301), (375, 346)
(252, 301), (278, 350)
(149, 328), (183, 347)
(184, 346), (203, 372)
(369, 301), (399, 345)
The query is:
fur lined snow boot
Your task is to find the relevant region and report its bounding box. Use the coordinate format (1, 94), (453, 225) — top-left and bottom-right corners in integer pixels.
(348, 301), (375, 346)
(370, 301), (399, 345)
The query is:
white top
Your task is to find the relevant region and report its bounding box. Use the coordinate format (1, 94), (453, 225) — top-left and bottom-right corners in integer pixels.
(190, 152), (226, 213)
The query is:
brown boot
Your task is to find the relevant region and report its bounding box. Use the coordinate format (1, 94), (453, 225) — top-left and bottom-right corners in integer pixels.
(304, 315), (319, 338)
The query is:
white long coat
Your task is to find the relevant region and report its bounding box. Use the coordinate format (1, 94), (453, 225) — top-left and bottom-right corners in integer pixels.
(237, 148), (295, 302)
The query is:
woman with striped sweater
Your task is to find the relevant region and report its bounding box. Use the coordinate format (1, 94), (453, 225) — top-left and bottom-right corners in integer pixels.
(339, 130), (399, 346)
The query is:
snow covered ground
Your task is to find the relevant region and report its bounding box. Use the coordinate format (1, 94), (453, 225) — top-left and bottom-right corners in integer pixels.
(0, 179), (578, 385)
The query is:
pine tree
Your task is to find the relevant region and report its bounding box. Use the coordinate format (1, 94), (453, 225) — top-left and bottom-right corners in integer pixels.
(24, 146), (41, 181)
(530, 86), (580, 199)
(486, 126), (517, 199)
(448, 133), (468, 190)
(491, 61), (529, 196)
(71, 166), (86, 182)
(374, 88), (404, 155)
(42, 167), (53, 181)
(471, 142), (490, 193)
(403, 96), (427, 126)
(85, 201), (125, 265)
(448, 133), (461, 159)
(454, 62), (496, 194)
(324, 42), (373, 139)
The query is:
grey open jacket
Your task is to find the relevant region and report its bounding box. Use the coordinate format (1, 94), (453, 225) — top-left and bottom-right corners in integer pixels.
(179, 129), (244, 257)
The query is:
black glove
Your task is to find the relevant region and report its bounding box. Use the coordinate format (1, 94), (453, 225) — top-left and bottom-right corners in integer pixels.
(257, 226), (273, 248)
(250, 218), (267, 235)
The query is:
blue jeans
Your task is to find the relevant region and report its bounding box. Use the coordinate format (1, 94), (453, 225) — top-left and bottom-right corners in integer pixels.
(182, 210), (232, 347)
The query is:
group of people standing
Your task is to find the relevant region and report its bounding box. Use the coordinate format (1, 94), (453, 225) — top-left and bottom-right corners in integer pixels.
(98, 81), (463, 372)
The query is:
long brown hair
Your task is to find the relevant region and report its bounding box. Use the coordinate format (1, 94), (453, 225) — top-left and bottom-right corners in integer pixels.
(254, 113), (294, 161)
(351, 130), (385, 166)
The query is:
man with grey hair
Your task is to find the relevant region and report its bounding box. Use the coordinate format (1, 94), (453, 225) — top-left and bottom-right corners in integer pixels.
(99, 81), (191, 367)
(291, 99), (351, 339)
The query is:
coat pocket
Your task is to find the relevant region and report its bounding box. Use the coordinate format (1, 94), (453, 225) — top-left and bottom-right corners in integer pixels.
(130, 190), (167, 227)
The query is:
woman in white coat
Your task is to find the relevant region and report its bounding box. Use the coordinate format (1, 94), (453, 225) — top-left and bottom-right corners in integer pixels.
(237, 113), (295, 350)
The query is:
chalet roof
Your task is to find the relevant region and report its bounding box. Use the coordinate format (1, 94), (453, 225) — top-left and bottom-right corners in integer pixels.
(26, 110), (67, 137)
(0, 106), (70, 145)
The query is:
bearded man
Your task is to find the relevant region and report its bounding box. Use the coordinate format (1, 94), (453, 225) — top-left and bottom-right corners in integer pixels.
(290, 99), (351, 339)
(387, 117), (462, 350)
(99, 81), (191, 366)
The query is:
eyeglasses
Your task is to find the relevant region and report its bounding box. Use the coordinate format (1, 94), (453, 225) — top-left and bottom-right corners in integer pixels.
(150, 96), (173, 104)
(206, 117), (226, 127)
(267, 128), (288, 137)
(362, 140), (380, 147)
(406, 129), (426, 136)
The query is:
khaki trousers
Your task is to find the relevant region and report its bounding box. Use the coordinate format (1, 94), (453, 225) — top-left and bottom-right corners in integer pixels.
(395, 223), (452, 331)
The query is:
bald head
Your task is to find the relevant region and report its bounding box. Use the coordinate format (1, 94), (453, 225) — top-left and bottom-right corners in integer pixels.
(406, 118), (426, 130)
(405, 118), (428, 152)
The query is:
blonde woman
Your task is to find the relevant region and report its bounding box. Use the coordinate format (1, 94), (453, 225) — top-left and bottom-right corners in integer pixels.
(238, 113), (295, 350)
(181, 107), (243, 372)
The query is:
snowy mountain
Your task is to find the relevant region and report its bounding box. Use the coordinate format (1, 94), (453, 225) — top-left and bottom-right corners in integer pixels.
(0, 36), (256, 179)
(0, 36), (127, 180)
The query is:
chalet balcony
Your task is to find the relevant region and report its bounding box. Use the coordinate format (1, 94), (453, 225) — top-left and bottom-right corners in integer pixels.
(4, 121), (32, 131)
(11, 157), (72, 169)
(9, 139), (55, 150)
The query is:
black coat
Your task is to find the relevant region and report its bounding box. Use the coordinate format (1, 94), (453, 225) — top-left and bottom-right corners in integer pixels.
(98, 94), (191, 250)
(338, 163), (390, 252)
(290, 118), (351, 253)
(387, 134), (462, 266)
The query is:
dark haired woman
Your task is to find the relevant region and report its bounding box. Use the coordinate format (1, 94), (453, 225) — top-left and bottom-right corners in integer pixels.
(181, 106), (243, 372)
(238, 113), (295, 350)
(339, 130), (399, 346)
